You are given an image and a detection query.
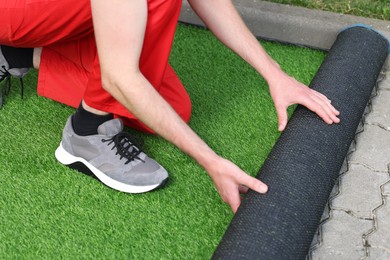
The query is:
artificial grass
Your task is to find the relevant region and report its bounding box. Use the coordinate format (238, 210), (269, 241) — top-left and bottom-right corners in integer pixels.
(265, 0), (390, 21)
(0, 23), (325, 259)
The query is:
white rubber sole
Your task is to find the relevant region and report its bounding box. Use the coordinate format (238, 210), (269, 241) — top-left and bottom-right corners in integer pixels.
(55, 142), (165, 194)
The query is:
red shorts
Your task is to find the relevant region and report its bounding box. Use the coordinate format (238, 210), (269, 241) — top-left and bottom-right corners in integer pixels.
(0, 0), (191, 133)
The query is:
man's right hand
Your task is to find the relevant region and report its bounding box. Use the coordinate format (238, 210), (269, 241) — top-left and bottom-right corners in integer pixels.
(206, 156), (268, 213)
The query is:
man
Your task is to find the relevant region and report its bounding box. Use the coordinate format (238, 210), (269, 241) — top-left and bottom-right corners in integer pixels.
(0, 0), (339, 213)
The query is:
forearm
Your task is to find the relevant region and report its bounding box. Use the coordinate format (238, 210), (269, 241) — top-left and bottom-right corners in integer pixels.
(188, 0), (283, 82)
(102, 72), (219, 171)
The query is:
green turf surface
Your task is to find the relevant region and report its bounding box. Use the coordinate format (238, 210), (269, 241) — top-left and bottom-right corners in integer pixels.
(0, 24), (325, 258)
(265, 0), (390, 21)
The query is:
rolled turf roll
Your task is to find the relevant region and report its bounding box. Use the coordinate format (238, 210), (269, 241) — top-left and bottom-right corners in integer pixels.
(213, 25), (389, 260)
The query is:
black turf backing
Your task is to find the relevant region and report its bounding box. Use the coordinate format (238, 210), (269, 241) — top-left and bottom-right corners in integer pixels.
(213, 26), (389, 260)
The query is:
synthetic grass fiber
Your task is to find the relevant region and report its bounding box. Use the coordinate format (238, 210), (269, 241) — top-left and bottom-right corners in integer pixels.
(265, 0), (390, 21)
(213, 26), (389, 259)
(0, 24), (325, 258)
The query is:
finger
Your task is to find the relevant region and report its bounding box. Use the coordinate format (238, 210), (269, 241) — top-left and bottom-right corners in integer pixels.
(300, 96), (333, 124)
(275, 104), (288, 131)
(314, 91), (331, 103)
(240, 174), (268, 194)
(325, 101), (341, 119)
(313, 91), (340, 116)
(312, 95), (338, 122)
(311, 94), (340, 123)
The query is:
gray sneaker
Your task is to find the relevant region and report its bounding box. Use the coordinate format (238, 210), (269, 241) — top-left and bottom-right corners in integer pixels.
(55, 116), (169, 193)
(0, 46), (30, 108)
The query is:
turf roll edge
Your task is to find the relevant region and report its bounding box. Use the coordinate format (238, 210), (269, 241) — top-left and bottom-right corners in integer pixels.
(213, 26), (389, 259)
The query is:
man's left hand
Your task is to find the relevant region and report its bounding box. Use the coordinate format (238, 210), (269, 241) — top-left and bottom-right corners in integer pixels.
(268, 71), (340, 131)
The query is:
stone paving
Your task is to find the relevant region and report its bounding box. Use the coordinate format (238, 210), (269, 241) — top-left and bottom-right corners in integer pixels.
(309, 57), (390, 260)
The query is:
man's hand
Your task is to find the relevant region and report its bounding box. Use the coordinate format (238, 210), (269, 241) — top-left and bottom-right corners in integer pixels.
(206, 156), (268, 213)
(268, 71), (340, 131)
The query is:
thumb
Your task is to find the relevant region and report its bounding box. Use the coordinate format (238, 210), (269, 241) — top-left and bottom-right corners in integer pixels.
(276, 105), (288, 131)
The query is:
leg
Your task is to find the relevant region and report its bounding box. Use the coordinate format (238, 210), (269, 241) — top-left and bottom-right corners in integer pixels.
(37, 34), (97, 108)
(1, 0), (186, 193)
(0, 0), (93, 106)
(55, 0), (185, 193)
(33, 48), (42, 69)
(5, 0), (93, 47)
(0, 0), (167, 193)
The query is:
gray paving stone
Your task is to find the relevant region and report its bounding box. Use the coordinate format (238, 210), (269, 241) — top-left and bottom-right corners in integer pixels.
(368, 247), (390, 260)
(331, 164), (388, 218)
(349, 125), (390, 172)
(311, 210), (371, 260)
(383, 181), (390, 196)
(366, 90), (390, 130)
(379, 75), (390, 91)
(366, 197), (390, 258)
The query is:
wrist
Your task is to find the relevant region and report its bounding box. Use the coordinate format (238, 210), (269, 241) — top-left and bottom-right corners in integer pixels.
(197, 151), (221, 176)
(262, 61), (284, 85)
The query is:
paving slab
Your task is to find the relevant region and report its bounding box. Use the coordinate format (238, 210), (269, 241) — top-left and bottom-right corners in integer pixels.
(383, 181), (390, 196)
(366, 197), (390, 258)
(367, 247), (390, 260)
(349, 125), (390, 172)
(331, 164), (388, 219)
(180, 0), (390, 50)
(380, 74), (390, 91)
(310, 210), (371, 260)
(366, 90), (390, 130)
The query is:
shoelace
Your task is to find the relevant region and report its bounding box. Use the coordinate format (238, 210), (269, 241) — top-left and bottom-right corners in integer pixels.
(0, 65), (25, 109)
(102, 132), (145, 164)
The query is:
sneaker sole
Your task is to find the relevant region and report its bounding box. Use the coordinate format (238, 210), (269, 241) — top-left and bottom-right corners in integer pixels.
(55, 142), (168, 193)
